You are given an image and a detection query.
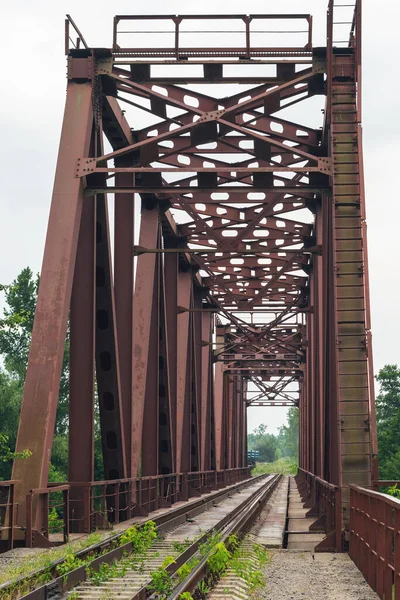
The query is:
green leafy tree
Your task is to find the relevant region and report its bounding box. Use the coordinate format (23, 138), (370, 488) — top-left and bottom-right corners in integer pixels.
(247, 424), (278, 462)
(0, 433), (31, 463)
(277, 408), (299, 460)
(376, 364), (400, 480)
(247, 408), (299, 468)
(0, 268), (70, 480)
(0, 268), (39, 379)
(0, 267), (105, 482)
(0, 370), (25, 479)
(0, 267), (70, 435)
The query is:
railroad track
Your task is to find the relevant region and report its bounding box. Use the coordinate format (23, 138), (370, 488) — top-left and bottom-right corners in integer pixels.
(1, 473), (279, 600)
(167, 474), (283, 600)
(69, 475), (280, 600)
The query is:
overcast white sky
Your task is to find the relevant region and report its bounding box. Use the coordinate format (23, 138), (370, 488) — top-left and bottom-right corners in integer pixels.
(0, 0), (397, 435)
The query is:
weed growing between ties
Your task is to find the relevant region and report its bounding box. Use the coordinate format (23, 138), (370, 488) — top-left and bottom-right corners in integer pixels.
(148, 556), (176, 597)
(0, 522), (159, 600)
(137, 531), (222, 599)
(188, 534), (271, 599)
(173, 539), (192, 553)
(84, 521), (158, 585)
(176, 557), (200, 582)
(0, 532), (103, 600)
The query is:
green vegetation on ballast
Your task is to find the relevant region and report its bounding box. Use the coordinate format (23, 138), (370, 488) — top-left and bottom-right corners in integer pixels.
(0, 532), (102, 587)
(0, 522), (159, 599)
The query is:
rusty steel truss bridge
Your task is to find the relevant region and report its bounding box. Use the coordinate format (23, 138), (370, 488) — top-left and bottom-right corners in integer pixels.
(2, 0), (382, 556)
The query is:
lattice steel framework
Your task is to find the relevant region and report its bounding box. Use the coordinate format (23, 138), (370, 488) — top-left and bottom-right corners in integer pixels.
(11, 0), (376, 535)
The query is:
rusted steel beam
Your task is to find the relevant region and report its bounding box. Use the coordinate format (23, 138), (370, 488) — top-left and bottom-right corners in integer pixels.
(141, 235), (160, 477)
(95, 188), (127, 481)
(158, 258), (175, 477)
(114, 165), (135, 474)
(131, 203), (159, 477)
(200, 312), (212, 472)
(164, 246), (178, 473)
(176, 270), (192, 474)
(12, 79), (94, 523)
(68, 181), (96, 527)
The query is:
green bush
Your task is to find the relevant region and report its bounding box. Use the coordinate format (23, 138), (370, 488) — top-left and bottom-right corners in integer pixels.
(251, 457), (298, 476)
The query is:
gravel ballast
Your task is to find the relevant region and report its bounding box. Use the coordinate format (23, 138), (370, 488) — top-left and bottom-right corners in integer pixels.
(257, 550), (379, 600)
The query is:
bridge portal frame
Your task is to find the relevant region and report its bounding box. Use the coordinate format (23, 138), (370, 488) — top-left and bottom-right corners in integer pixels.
(10, 1), (376, 543)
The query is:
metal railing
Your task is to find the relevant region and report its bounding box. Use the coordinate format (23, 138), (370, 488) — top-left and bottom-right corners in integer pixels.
(0, 481), (19, 551)
(373, 480), (400, 491)
(65, 14), (89, 55)
(296, 468), (342, 551)
(349, 485), (400, 599)
(112, 14), (313, 58)
(26, 484), (69, 548)
(4, 467), (251, 549)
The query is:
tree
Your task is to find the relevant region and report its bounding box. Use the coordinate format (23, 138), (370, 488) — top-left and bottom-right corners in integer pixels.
(0, 369), (24, 479)
(0, 268), (39, 379)
(0, 267), (70, 435)
(0, 267), (108, 483)
(247, 424), (278, 462)
(0, 268), (70, 480)
(278, 408), (299, 460)
(376, 364), (400, 480)
(0, 433), (31, 463)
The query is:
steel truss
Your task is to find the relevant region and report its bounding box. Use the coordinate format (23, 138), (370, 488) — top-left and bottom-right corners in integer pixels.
(11, 0), (376, 535)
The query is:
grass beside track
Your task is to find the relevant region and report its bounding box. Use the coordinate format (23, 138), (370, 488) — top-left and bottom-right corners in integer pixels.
(251, 457), (298, 476)
(0, 532), (108, 587)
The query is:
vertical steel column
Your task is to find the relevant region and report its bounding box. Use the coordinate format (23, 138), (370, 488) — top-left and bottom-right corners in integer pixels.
(214, 325), (225, 471)
(329, 52), (372, 525)
(176, 269), (192, 474)
(114, 165), (134, 476)
(164, 245), (178, 474)
(327, 192), (341, 487)
(200, 312), (212, 472)
(132, 203), (159, 477)
(191, 288), (202, 472)
(141, 235), (160, 477)
(95, 189), (126, 480)
(242, 380), (248, 467)
(315, 201), (326, 478)
(308, 276), (316, 474)
(235, 378), (242, 468)
(159, 261), (174, 476)
(12, 78), (94, 518)
(213, 364), (224, 471)
(69, 192), (96, 527)
(226, 375), (233, 469)
(319, 2), (373, 532)
(358, 124), (379, 482)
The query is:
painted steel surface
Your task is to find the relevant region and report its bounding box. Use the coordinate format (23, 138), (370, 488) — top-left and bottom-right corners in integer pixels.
(8, 2), (376, 550)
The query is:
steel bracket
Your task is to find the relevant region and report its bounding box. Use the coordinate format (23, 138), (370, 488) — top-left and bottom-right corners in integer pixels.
(68, 56), (94, 81)
(96, 57), (113, 75)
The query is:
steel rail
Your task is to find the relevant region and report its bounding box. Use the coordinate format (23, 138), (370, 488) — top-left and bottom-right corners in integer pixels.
(164, 474), (281, 599)
(9, 473), (266, 600)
